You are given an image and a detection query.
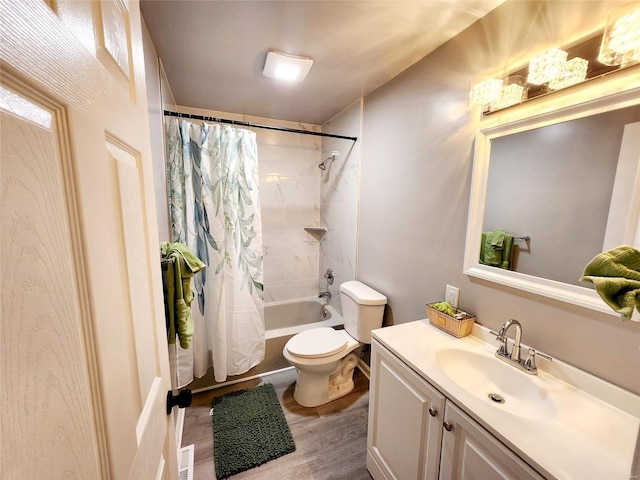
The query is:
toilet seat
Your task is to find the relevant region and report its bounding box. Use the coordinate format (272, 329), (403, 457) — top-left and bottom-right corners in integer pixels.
(286, 327), (347, 358)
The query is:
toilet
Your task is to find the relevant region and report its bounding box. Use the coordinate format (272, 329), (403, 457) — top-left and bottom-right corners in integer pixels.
(283, 280), (387, 407)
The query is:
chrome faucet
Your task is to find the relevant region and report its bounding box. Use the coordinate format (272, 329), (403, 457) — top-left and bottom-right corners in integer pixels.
(495, 319), (537, 375)
(324, 268), (334, 285)
(319, 268), (334, 301)
(497, 319), (522, 361)
(319, 291), (332, 301)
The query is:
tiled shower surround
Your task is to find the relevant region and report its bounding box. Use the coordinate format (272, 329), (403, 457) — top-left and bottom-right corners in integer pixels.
(319, 100), (362, 311)
(260, 103), (361, 305)
(259, 125), (323, 302)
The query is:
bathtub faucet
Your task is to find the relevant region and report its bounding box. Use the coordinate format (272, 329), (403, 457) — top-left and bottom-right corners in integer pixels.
(318, 291), (332, 301)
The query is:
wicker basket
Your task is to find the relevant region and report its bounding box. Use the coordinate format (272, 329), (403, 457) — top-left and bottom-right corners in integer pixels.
(426, 303), (476, 338)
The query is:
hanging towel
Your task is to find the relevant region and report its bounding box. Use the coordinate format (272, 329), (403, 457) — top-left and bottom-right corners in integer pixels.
(480, 232), (502, 266)
(161, 241), (207, 348)
(480, 229), (514, 270)
(580, 245), (640, 321)
(499, 235), (514, 270)
(491, 228), (506, 249)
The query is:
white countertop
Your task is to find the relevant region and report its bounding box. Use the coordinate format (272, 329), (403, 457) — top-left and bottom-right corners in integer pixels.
(371, 319), (640, 480)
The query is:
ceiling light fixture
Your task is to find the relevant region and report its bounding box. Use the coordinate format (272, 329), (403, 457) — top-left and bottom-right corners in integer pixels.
(263, 51), (314, 82)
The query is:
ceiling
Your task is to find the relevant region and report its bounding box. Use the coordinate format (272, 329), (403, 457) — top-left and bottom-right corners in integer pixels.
(141, 1), (505, 125)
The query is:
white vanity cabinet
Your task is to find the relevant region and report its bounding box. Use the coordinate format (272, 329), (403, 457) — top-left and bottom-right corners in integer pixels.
(367, 339), (445, 480)
(367, 339), (545, 480)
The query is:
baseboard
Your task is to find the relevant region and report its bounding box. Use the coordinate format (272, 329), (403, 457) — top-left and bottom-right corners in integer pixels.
(175, 406), (186, 451)
(367, 449), (387, 480)
(189, 360), (367, 397)
(357, 358), (370, 380)
(190, 366), (296, 394)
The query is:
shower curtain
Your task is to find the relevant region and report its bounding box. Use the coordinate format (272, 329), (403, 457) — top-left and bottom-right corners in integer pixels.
(166, 118), (265, 385)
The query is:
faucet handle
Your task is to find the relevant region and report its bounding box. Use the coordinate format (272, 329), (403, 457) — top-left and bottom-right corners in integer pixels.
(523, 348), (537, 372)
(496, 333), (509, 356)
(323, 268), (334, 285)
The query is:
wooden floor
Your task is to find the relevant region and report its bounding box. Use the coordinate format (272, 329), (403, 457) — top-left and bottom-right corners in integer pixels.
(182, 367), (373, 480)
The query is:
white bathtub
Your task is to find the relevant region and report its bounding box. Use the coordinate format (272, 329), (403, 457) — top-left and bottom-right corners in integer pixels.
(265, 297), (343, 340)
(187, 297), (345, 391)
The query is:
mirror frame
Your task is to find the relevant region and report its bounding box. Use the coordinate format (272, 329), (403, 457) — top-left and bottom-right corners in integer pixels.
(464, 66), (640, 316)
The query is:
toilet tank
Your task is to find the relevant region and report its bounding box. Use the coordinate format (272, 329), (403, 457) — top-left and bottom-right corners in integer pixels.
(339, 281), (387, 343)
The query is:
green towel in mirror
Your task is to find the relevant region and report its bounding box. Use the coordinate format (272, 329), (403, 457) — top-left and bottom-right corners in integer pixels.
(491, 228), (506, 248)
(480, 229), (514, 270)
(580, 245), (640, 321)
(480, 232), (502, 266)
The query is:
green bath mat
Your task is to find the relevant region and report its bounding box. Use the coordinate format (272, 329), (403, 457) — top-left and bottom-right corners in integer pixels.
(211, 383), (296, 479)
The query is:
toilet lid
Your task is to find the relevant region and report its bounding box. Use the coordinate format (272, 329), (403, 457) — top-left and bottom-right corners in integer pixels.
(286, 327), (347, 359)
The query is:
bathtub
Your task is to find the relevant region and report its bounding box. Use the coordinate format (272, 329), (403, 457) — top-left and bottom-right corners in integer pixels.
(265, 296), (343, 340)
(187, 297), (344, 391)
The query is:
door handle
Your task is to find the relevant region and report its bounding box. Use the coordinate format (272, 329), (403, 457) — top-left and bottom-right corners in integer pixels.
(443, 421), (454, 432)
(166, 389), (192, 414)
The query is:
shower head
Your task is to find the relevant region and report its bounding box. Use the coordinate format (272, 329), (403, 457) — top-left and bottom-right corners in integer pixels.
(318, 151), (340, 171)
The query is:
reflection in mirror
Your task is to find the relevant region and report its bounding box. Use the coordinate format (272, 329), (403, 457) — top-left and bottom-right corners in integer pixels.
(483, 105), (640, 287)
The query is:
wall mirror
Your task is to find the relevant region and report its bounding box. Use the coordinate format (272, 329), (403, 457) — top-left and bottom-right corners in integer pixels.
(464, 68), (640, 316)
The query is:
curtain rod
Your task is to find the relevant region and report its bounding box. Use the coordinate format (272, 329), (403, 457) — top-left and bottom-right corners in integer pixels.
(163, 110), (358, 142)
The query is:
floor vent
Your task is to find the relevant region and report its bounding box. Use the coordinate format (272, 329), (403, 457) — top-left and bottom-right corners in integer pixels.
(179, 444), (194, 480)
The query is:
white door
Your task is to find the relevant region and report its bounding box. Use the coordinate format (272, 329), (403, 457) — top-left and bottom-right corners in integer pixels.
(1, 1), (177, 479)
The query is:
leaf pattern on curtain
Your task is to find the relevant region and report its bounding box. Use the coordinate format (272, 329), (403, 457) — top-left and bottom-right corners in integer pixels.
(166, 119), (187, 240)
(166, 118), (264, 314)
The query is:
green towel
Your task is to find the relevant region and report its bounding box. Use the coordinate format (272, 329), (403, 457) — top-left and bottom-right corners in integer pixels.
(480, 232), (501, 266)
(500, 235), (514, 270)
(480, 229), (514, 269)
(580, 245), (640, 321)
(491, 228), (506, 249)
(161, 242), (206, 348)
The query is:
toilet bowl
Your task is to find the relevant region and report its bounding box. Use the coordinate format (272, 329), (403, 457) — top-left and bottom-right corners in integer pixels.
(283, 281), (387, 407)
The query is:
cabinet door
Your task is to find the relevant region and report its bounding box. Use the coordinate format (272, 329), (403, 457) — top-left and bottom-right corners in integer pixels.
(367, 341), (445, 480)
(439, 402), (545, 480)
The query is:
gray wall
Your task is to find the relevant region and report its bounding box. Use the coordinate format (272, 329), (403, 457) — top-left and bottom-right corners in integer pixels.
(357, 0), (640, 394)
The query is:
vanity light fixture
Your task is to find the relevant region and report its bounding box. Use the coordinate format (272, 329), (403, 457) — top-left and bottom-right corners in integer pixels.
(548, 57), (589, 90)
(469, 77), (503, 107)
(599, 3), (640, 67)
(262, 51), (314, 82)
(527, 48), (568, 85)
(469, 75), (527, 111)
(469, 3), (638, 113)
(490, 76), (527, 111)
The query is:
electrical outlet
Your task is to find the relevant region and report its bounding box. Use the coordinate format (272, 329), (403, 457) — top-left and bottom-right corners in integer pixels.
(445, 285), (459, 308)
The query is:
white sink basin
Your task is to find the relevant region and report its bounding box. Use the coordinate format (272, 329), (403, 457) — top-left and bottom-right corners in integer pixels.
(435, 348), (557, 419)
